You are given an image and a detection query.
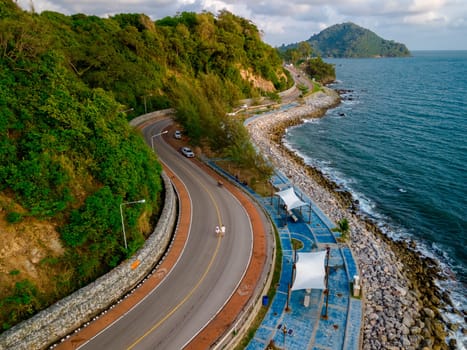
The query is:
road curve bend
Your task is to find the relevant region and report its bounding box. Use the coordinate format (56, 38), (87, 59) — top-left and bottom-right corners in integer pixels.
(57, 117), (273, 350)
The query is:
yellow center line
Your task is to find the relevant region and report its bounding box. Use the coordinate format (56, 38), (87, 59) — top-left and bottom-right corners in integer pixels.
(127, 161), (223, 350)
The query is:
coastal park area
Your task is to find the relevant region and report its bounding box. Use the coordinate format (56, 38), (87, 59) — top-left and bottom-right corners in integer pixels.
(209, 158), (362, 349)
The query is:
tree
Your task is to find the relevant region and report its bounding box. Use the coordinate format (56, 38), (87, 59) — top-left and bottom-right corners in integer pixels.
(335, 218), (350, 242)
(297, 41), (312, 60)
(303, 56), (336, 84)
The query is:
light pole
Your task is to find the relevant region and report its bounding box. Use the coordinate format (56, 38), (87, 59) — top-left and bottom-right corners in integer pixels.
(282, 324), (287, 349)
(120, 199), (146, 250)
(151, 130), (168, 152)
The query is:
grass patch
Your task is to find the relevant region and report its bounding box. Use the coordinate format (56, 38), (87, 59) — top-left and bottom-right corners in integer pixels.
(291, 238), (303, 251)
(300, 82), (324, 99)
(6, 212), (23, 224)
(312, 81), (323, 92)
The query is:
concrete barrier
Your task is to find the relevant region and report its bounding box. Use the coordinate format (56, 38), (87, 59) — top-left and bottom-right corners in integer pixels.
(129, 108), (175, 127)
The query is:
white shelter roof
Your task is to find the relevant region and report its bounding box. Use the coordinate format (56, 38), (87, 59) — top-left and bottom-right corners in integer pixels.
(275, 187), (308, 210)
(292, 251), (327, 291)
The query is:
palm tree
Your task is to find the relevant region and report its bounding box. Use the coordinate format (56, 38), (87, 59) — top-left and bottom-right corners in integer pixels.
(335, 218), (349, 241)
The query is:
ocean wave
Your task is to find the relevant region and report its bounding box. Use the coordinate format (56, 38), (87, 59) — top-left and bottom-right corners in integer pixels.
(303, 118), (321, 124)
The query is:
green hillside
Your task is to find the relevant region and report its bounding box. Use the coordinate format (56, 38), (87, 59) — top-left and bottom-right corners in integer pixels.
(0, 0), (290, 330)
(281, 22), (410, 58)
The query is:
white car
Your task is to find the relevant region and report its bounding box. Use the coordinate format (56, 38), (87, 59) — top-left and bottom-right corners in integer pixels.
(180, 147), (195, 158)
(174, 130), (182, 139)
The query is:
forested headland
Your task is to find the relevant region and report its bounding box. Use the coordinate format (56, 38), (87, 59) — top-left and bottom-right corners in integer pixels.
(0, 0), (295, 330)
(280, 22), (411, 58)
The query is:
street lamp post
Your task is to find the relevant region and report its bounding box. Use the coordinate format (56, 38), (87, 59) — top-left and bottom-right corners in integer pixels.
(151, 130), (168, 152)
(120, 199), (146, 250)
(282, 324), (287, 349)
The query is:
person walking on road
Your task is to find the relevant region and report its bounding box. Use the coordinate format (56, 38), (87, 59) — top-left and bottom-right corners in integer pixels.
(215, 225), (220, 237)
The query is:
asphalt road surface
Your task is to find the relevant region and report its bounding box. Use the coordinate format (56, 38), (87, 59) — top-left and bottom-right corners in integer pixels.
(79, 119), (254, 350)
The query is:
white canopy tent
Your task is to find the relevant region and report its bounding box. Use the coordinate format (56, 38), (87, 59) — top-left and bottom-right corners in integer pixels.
(291, 250), (327, 291)
(275, 187), (307, 210)
(274, 186), (311, 222)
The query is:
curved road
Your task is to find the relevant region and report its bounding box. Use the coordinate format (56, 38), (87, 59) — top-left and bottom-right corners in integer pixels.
(80, 119), (254, 350)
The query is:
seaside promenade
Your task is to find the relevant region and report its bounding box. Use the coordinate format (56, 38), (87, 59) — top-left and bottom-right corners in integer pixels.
(250, 174), (362, 350)
(209, 161), (363, 349)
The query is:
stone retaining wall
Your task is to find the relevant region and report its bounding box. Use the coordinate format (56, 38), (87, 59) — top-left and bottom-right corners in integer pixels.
(0, 169), (177, 350)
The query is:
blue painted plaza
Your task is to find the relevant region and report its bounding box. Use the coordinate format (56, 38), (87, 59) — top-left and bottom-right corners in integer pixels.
(245, 172), (362, 350)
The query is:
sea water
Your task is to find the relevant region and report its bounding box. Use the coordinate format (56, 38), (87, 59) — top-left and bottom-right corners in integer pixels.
(284, 51), (467, 344)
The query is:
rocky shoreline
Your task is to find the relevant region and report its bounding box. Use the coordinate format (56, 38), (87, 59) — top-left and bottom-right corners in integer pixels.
(246, 88), (462, 349)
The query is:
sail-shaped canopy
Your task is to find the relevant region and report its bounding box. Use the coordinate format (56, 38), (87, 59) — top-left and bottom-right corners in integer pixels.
(292, 251), (327, 290)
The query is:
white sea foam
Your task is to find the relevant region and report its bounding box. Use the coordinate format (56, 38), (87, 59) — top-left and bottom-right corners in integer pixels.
(340, 98), (358, 106)
(303, 118), (321, 124)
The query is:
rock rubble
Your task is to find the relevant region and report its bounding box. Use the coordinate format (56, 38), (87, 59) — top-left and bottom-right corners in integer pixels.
(246, 88), (457, 349)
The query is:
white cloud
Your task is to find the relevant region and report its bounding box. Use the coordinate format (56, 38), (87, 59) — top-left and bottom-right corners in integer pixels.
(403, 11), (447, 25)
(14, 0), (467, 49)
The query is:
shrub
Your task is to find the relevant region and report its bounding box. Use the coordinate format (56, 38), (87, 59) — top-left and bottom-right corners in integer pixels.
(6, 212), (22, 223)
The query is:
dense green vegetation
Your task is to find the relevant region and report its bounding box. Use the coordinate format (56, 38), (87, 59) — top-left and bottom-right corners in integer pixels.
(279, 42), (336, 84)
(280, 41), (313, 64)
(280, 22), (410, 58)
(0, 2), (164, 329)
(0, 0), (289, 330)
(303, 56), (336, 84)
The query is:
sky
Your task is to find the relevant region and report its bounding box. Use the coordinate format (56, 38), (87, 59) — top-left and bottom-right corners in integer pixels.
(16, 0), (467, 50)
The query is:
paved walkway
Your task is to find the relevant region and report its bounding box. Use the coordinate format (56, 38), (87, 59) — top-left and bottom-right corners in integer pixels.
(235, 78), (364, 349)
(221, 169), (363, 350)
